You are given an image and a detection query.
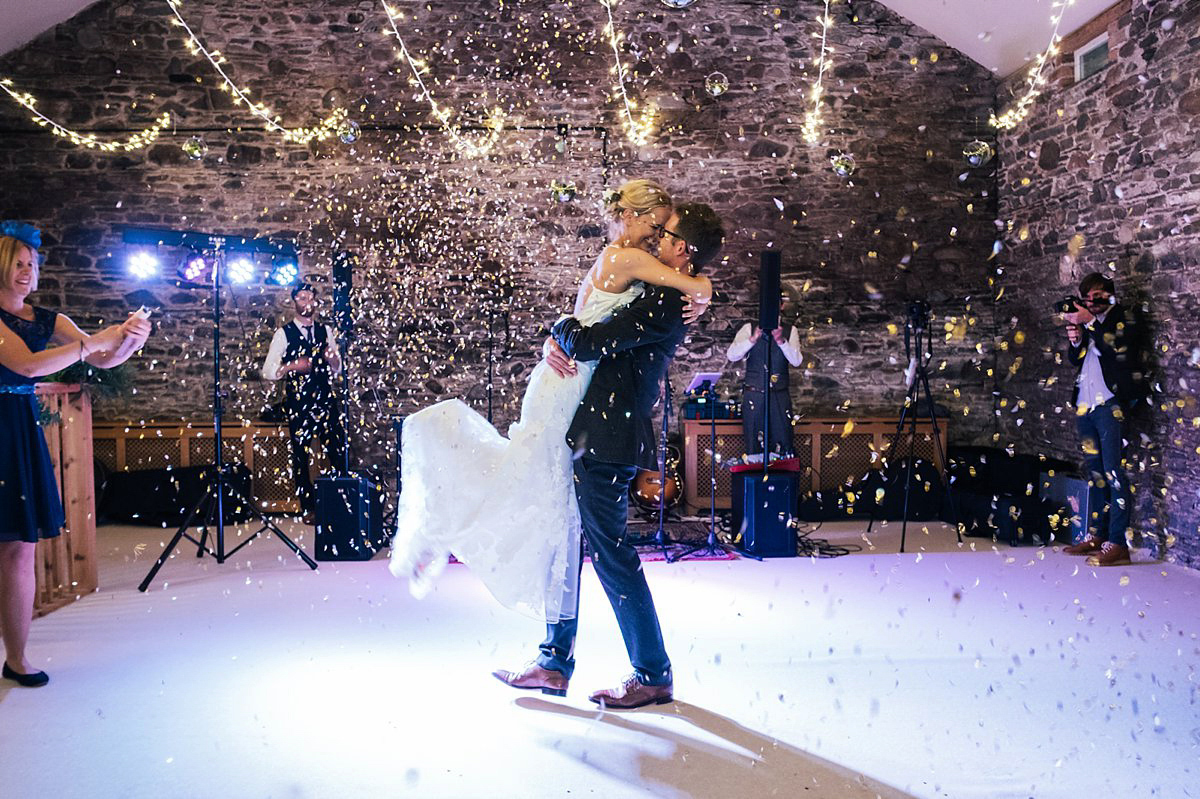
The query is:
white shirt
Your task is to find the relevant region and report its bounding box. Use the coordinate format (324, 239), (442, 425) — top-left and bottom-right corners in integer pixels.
(1076, 310), (1114, 410)
(261, 320), (341, 381)
(726, 322), (802, 367)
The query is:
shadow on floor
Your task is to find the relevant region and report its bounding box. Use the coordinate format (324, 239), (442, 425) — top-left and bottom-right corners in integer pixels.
(516, 696), (918, 799)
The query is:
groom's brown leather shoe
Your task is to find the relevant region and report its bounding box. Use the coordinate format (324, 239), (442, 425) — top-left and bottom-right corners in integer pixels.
(492, 664), (568, 697)
(589, 674), (673, 710)
(1063, 535), (1103, 555)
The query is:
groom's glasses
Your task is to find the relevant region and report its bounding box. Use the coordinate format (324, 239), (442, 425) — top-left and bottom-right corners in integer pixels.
(653, 224), (693, 251)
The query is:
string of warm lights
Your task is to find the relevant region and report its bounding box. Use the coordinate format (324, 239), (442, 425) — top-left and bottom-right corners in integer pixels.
(380, 2), (505, 158)
(0, 78), (171, 152)
(801, 0), (836, 145)
(166, 0), (349, 144)
(990, 0), (1075, 130)
(598, 0), (656, 147)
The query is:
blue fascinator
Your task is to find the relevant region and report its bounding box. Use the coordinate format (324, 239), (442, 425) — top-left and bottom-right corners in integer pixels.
(0, 220), (42, 250)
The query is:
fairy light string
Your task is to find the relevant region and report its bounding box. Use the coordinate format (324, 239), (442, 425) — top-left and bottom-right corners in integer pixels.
(380, 2), (505, 158)
(990, 0), (1076, 130)
(166, 0), (348, 144)
(598, 0), (656, 147)
(0, 78), (170, 152)
(802, 0), (836, 145)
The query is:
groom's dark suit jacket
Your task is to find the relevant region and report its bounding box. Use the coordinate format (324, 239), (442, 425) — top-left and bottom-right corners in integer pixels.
(552, 285), (687, 471)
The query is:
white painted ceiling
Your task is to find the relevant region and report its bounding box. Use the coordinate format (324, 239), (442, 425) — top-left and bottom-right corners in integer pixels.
(0, 0), (1118, 76)
(0, 0), (97, 60)
(876, 0), (1120, 75)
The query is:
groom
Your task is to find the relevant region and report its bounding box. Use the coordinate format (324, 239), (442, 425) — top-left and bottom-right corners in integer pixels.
(494, 203), (725, 709)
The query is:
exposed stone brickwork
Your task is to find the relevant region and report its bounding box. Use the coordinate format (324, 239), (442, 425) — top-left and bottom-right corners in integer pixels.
(995, 0), (1200, 566)
(1, 2), (999, 492)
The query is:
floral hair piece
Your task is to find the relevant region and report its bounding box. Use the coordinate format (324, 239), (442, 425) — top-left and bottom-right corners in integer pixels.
(0, 220), (42, 250)
(602, 189), (623, 206)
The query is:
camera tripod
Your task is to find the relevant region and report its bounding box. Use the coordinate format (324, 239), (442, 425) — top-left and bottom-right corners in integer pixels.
(866, 302), (962, 553)
(138, 241), (317, 592)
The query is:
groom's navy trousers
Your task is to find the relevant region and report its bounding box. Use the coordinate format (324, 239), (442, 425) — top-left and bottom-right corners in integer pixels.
(536, 456), (672, 687)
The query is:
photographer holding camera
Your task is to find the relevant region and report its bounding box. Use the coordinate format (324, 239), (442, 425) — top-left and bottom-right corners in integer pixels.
(1059, 272), (1144, 567)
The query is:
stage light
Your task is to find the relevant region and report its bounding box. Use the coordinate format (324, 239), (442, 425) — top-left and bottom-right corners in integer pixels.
(127, 250), (160, 280)
(227, 255), (256, 285)
(178, 250), (214, 284)
(266, 256), (299, 286)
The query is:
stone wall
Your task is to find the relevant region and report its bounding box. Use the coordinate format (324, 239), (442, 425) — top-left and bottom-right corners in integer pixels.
(1, 1), (999, 472)
(994, 0), (1200, 566)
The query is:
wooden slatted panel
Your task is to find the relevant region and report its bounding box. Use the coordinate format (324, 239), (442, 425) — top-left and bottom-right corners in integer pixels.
(125, 437), (181, 471)
(33, 385), (96, 617)
(93, 424), (302, 514)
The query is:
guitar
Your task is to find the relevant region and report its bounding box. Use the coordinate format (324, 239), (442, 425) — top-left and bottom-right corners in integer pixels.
(631, 445), (682, 510)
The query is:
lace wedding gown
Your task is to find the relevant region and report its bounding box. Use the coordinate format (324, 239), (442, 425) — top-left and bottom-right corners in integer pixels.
(389, 281), (644, 621)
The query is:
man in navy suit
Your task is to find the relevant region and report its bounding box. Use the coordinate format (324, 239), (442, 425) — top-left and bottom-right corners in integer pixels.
(494, 203), (725, 709)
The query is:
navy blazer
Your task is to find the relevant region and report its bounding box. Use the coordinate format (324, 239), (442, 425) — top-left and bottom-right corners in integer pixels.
(1066, 302), (1146, 410)
(552, 285), (687, 470)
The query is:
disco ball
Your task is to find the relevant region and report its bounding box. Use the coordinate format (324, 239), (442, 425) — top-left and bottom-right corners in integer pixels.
(830, 152), (857, 178)
(338, 119), (361, 144)
(550, 180), (578, 203)
(659, 0), (699, 8)
(963, 139), (995, 168)
(181, 136), (208, 161)
(704, 72), (730, 98)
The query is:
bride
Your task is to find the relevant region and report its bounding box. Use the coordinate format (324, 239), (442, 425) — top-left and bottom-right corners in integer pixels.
(389, 179), (712, 621)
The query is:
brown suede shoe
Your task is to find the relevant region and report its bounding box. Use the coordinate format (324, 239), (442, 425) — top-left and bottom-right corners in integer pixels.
(1087, 542), (1132, 567)
(492, 664), (568, 697)
(1063, 535), (1104, 555)
(588, 674), (673, 710)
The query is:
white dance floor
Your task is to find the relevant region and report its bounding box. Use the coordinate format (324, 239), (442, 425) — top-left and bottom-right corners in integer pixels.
(1, 520), (1196, 799)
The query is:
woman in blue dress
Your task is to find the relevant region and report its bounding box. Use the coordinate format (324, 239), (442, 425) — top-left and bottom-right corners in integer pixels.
(0, 221), (152, 687)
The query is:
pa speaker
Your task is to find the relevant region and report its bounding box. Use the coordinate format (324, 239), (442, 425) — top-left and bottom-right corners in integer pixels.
(735, 471), (798, 558)
(758, 251), (781, 332)
(315, 475), (383, 561)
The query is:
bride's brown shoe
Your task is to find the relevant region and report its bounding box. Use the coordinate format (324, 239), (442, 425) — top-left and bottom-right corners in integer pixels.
(492, 663), (568, 697)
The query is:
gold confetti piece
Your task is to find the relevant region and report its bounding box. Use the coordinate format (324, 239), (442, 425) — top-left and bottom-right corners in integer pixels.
(841, 419), (855, 437)
(1067, 233), (1086, 257)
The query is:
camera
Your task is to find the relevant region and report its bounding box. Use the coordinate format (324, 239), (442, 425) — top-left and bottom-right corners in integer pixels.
(907, 300), (931, 329)
(1052, 296), (1084, 314)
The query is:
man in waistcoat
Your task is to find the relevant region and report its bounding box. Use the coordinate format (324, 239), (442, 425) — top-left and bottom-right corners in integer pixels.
(726, 313), (802, 460)
(261, 283), (346, 520)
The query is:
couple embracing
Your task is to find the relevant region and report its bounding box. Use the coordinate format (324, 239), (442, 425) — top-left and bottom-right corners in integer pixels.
(390, 179), (725, 709)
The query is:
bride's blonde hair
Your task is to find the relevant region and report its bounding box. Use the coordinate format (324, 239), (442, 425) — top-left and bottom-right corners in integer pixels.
(601, 178), (672, 221)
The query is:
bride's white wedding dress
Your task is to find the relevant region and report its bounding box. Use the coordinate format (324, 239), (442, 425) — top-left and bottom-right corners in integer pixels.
(388, 280), (645, 621)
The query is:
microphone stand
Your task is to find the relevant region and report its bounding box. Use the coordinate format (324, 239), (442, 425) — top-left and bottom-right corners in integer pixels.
(671, 375), (747, 561)
(626, 375), (681, 558)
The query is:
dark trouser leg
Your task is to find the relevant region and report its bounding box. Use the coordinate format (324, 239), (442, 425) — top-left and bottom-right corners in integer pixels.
(767, 392), (794, 457)
(287, 412), (316, 513)
(312, 401), (347, 474)
(743, 389), (762, 457)
(1077, 402), (1130, 544)
(537, 550), (582, 678)
(539, 457), (671, 686)
(1091, 402), (1130, 545)
(1076, 410), (1106, 540)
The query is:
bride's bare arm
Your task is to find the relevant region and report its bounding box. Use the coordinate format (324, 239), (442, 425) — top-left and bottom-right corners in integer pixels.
(598, 248), (711, 304)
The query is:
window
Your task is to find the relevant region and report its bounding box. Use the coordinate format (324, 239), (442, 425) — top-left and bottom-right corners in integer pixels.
(1074, 33), (1109, 82)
